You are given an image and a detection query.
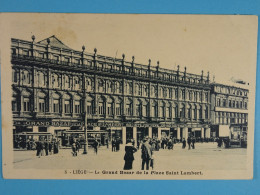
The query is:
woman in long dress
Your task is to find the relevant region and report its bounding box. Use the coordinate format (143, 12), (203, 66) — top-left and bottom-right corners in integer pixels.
(123, 140), (137, 170)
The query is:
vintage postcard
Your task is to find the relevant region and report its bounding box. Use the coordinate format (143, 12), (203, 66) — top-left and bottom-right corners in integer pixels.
(0, 13), (258, 179)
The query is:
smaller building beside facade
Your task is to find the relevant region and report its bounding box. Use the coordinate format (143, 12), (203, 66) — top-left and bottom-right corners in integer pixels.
(210, 83), (248, 143)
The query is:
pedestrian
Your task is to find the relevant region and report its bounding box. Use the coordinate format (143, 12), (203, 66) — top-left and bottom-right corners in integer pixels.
(54, 140), (59, 154)
(141, 136), (152, 170)
(93, 139), (99, 154)
(106, 138), (109, 149)
(116, 139), (120, 151)
(112, 138), (116, 152)
(36, 141), (42, 157)
(182, 138), (186, 149)
(49, 141), (53, 155)
(123, 140), (137, 170)
(71, 142), (77, 156)
(192, 137), (196, 149)
(76, 140), (81, 153)
(187, 137), (191, 150)
(45, 140), (49, 156)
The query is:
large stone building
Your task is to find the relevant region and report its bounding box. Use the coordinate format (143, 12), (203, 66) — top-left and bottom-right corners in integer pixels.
(210, 83), (248, 141)
(11, 35), (212, 145)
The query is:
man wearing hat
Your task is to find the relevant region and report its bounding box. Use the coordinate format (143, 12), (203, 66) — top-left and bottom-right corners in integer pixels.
(141, 136), (152, 170)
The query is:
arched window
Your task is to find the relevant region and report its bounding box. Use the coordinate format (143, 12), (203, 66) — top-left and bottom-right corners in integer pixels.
(187, 104), (192, 119)
(143, 85), (148, 96)
(64, 94), (71, 114)
(74, 95), (81, 114)
(180, 104), (185, 118)
(22, 70), (31, 85)
(181, 90), (185, 100)
(52, 73), (60, 88)
(175, 89), (178, 99)
(168, 88), (172, 98)
(143, 101), (148, 117)
(64, 75), (71, 89)
(193, 105), (197, 119)
(87, 96), (94, 115)
(86, 78), (93, 91)
(12, 69), (19, 83)
(107, 81), (112, 93)
(189, 91), (193, 101)
(74, 76), (81, 90)
(98, 97), (105, 115)
(115, 99), (122, 116)
(115, 81), (122, 94)
(198, 105), (202, 119)
(152, 101), (157, 117)
(38, 91), (46, 113)
(38, 72), (46, 87)
(126, 98), (133, 116)
(166, 103), (171, 118)
(98, 79), (104, 92)
(151, 86), (156, 97)
(107, 98), (113, 116)
(160, 102), (165, 117)
(138, 84), (142, 96)
(205, 106), (208, 119)
(12, 89), (19, 112)
(52, 92), (60, 113)
(136, 100), (142, 117)
(126, 82), (132, 95)
(174, 104), (178, 118)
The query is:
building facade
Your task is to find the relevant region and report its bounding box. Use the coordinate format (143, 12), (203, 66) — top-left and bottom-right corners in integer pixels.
(210, 83), (248, 141)
(12, 35), (212, 145)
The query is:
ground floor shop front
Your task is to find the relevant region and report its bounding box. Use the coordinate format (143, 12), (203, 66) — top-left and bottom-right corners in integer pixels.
(13, 119), (211, 147)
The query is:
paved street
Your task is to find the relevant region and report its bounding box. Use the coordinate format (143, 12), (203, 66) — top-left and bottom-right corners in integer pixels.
(13, 142), (247, 170)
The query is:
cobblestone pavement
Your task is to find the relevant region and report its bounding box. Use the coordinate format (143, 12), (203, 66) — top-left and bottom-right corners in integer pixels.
(13, 142), (247, 170)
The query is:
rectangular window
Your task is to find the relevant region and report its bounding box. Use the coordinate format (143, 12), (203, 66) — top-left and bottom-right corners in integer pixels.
(143, 105), (147, 117)
(107, 103), (113, 116)
(98, 103), (104, 115)
(87, 102), (92, 114)
(12, 70), (18, 83)
(65, 100), (70, 113)
(223, 99), (226, 107)
(126, 104), (132, 116)
(74, 101), (80, 114)
(23, 98), (30, 112)
(39, 99), (45, 113)
(116, 103), (121, 115)
(12, 100), (17, 112)
(53, 99), (59, 113)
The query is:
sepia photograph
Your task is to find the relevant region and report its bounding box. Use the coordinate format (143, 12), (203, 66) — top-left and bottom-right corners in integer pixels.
(0, 13), (258, 179)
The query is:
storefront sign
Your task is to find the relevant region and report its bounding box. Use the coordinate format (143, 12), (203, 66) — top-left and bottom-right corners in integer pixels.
(14, 121), (83, 127)
(14, 121), (177, 128)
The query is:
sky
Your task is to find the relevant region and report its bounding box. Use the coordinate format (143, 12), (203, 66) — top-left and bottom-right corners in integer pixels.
(2, 13), (258, 84)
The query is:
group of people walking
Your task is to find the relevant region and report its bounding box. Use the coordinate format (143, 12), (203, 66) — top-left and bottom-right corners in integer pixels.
(112, 138), (121, 152)
(182, 137), (196, 149)
(36, 139), (60, 158)
(123, 137), (154, 170)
